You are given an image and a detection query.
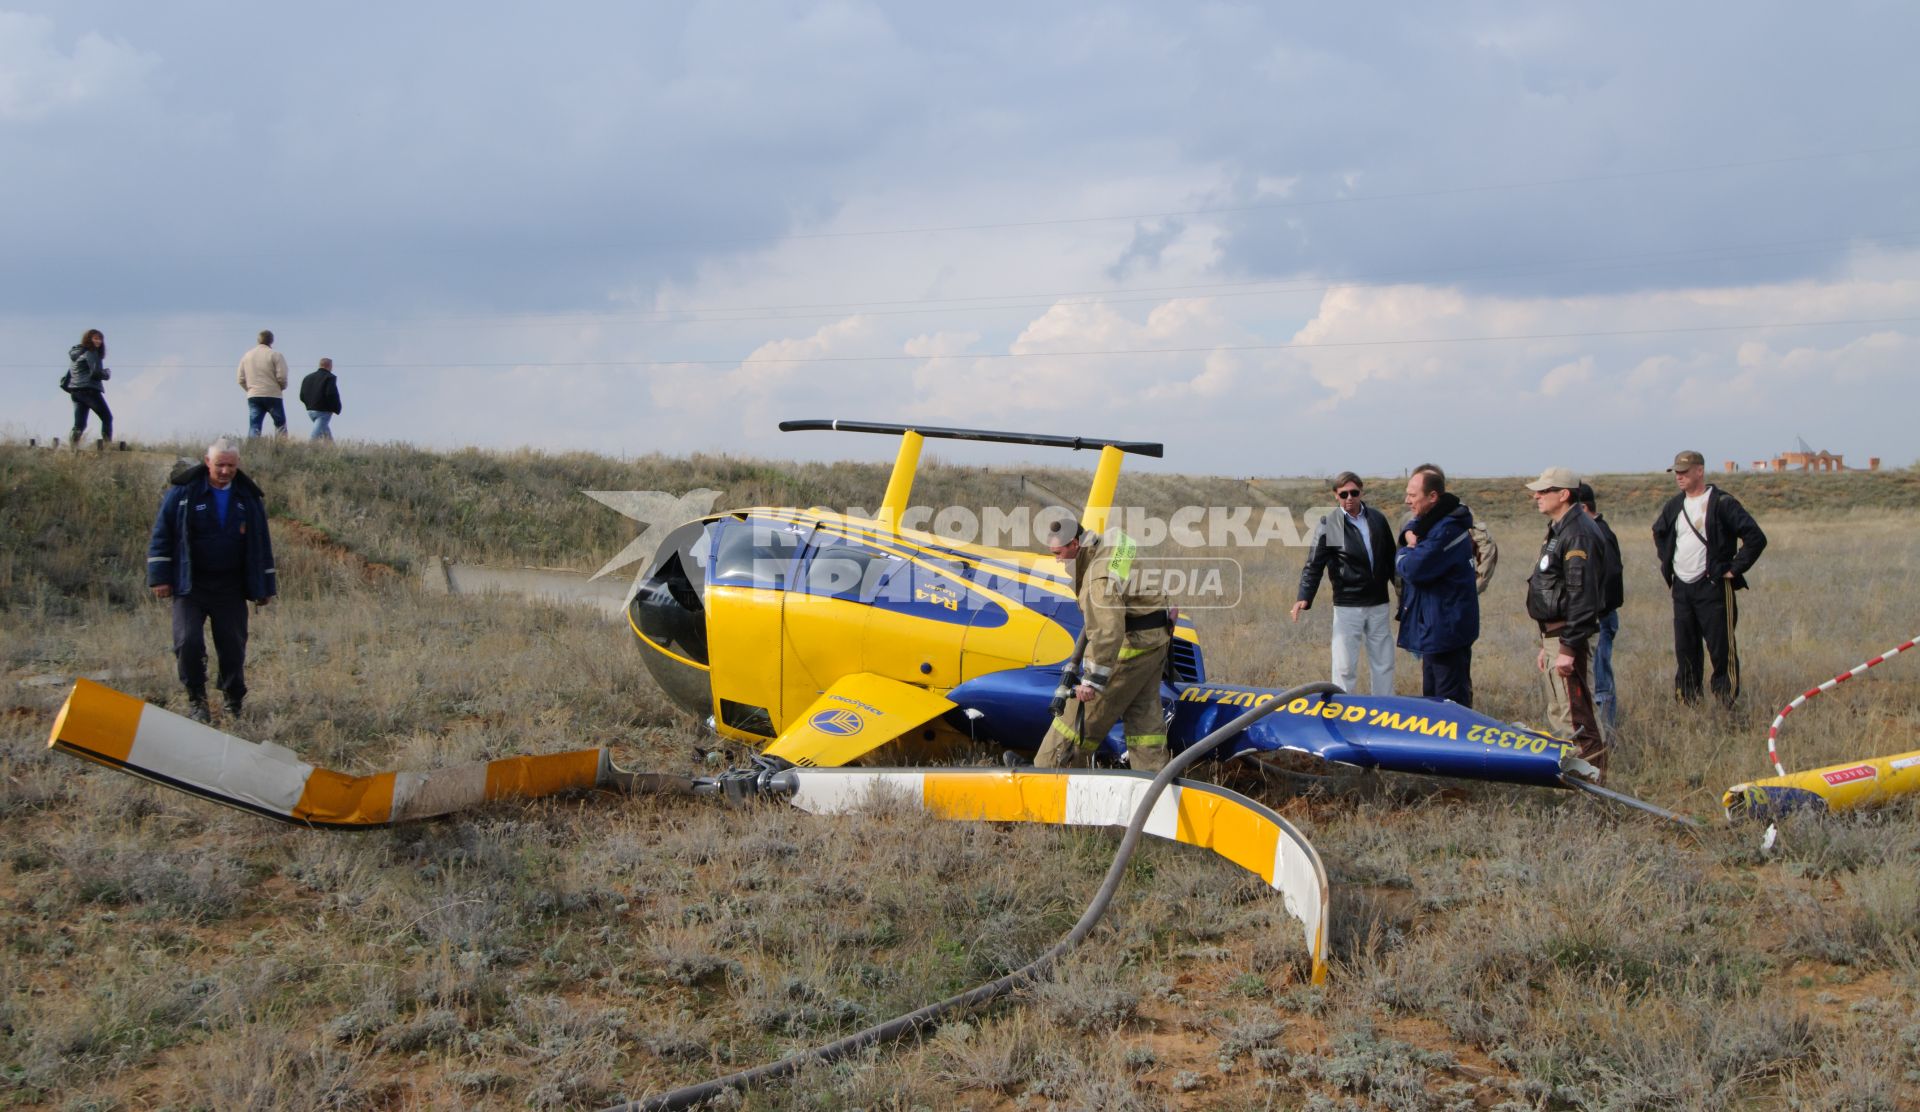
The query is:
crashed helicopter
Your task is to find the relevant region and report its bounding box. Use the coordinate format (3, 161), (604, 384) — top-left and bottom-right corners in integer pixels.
(625, 419), (1658, 812)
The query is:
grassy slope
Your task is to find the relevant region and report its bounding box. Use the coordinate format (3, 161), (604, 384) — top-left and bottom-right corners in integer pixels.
(4, 440), (1920, 1110)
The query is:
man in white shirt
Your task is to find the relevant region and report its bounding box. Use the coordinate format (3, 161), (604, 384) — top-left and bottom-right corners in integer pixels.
(1651, 450), (1768, 707)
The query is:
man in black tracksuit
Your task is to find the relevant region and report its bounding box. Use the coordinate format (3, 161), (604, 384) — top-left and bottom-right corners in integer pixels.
(147, 438), (278, 721)
(1524, 467), (1607, 774)
(1651, 450), (1766, 707)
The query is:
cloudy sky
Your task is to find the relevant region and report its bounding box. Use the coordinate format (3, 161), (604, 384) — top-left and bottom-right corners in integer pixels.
(4, 2), (1916, 478)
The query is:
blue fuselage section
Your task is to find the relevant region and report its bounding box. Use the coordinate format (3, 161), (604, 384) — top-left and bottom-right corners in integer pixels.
(946, 673), (1575, 788)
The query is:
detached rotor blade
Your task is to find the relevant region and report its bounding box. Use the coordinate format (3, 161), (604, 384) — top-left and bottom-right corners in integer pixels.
(47, 679), (686, 827)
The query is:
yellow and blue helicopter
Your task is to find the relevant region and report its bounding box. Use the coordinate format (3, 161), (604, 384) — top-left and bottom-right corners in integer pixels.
(627, 419), (1613, 797)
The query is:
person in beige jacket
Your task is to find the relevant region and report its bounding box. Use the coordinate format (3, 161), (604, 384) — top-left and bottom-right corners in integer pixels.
(237, 330), (291, 438)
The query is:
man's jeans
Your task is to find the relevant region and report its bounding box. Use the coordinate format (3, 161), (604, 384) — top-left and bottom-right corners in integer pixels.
(1331, 602), (1396, 695)
(1593, 610), (1619, 734)
(308, 410), (334, 441)
(247, 396), (288, 437)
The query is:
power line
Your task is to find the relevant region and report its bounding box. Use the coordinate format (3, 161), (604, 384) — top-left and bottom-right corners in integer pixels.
(18, 315), (1913, 372)
(33, 139), (1920, 265)
(744, 142), (1920, 245)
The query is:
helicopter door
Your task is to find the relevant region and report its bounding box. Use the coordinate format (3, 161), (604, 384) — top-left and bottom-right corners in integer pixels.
(780, 529), (880, 718)
(702, 517), (805, 744)
(860, 552), (966, 689)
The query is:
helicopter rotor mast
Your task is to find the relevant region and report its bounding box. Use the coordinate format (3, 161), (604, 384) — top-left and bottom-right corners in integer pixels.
(778, 419), (1164, 537)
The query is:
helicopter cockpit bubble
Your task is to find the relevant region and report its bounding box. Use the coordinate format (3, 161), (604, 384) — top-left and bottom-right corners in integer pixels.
(629, 518), (716, 714)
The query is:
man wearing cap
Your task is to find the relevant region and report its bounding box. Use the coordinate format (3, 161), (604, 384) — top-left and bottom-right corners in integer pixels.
(1525, 467), (1606, 772)
(1576, 483), (1624, 736)
(1652, 450), (1767, 708)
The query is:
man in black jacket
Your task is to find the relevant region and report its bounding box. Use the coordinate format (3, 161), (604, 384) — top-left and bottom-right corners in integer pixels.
(1524, 467), (1606, 773)
(1292, 471), (1396, 695)
(1577, 483), (1624, 736)
(1651, 449), (1767, 707)
(298, 358), (343, 442)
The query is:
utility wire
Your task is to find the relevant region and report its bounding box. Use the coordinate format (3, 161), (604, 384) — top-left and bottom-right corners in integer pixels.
(24, 139), (1920, 264)
(742, 141), (1920, 245)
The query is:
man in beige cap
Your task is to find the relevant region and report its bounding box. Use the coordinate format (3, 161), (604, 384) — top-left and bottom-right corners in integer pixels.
(1523, 467), (1607, 773)
(1651, 450), (1767, 707)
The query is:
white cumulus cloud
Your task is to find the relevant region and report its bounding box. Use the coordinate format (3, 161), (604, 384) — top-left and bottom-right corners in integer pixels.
(0, 13), (158, 121)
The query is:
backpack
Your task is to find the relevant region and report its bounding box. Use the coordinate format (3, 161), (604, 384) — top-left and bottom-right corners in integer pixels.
(1468, 517), (1497, 595)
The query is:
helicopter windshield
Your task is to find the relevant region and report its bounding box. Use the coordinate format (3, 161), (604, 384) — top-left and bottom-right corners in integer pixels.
(631, 519), (713, 666)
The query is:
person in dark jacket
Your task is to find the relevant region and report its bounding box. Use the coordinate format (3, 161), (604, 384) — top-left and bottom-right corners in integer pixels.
(298, 358), (343, 441)
(1525, 467), (1606, 772)
(1396, 463), (1479, 707)
(65, 329), (113, 450)
(1292, 471), (1396, 695)
(1576, 483), (1624, 736)
(1651, 449), (1767, 707)
(147, 437), (278, 722)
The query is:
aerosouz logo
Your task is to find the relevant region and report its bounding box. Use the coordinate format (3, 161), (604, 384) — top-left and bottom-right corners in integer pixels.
(808, 709), (865, 736)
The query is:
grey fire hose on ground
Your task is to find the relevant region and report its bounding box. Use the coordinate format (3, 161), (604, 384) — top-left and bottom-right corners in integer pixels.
(601, 681), (1344, 1112)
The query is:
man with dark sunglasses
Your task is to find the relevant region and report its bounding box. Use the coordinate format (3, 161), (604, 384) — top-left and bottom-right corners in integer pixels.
(1293, 471), (1396, 695)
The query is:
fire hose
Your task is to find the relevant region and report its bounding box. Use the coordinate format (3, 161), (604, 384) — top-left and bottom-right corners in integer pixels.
(603, 681), (1342, 1112)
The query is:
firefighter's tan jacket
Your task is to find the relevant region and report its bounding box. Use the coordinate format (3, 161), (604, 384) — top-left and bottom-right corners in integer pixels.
(1071, 532), (1172, 693)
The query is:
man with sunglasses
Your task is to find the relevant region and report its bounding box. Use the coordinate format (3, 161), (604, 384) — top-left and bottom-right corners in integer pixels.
(1292, 472), (1396, 695)
(1652, 450), (1767, 708)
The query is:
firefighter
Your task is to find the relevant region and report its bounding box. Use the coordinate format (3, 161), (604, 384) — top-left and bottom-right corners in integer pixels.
(1034, 520), (1176, 771)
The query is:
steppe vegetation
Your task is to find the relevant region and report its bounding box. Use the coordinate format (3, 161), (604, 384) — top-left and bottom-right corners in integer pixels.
(4, 439), (1919, 1110)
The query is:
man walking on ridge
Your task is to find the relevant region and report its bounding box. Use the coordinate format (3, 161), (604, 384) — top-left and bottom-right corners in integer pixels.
(237, 330), (291, 438)
(299, 357), (343, 441)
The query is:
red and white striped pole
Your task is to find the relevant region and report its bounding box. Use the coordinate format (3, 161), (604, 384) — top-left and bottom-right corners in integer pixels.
(1767, 635), (1919, 775)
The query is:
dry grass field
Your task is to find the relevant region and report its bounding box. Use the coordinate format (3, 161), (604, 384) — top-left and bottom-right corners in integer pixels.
(4, 440), (1920, 1110)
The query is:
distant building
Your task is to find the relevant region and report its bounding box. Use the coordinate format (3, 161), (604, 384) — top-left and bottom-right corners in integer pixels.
(1746, 447), (1881, 472)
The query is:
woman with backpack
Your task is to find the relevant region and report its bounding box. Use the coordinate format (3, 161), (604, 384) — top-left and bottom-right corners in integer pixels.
(64, 329), (113, 449)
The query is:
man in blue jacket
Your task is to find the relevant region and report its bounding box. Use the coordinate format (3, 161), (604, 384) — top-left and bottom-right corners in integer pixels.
(1395, 463), (1480, 707)
(147, 437), (278, 722)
